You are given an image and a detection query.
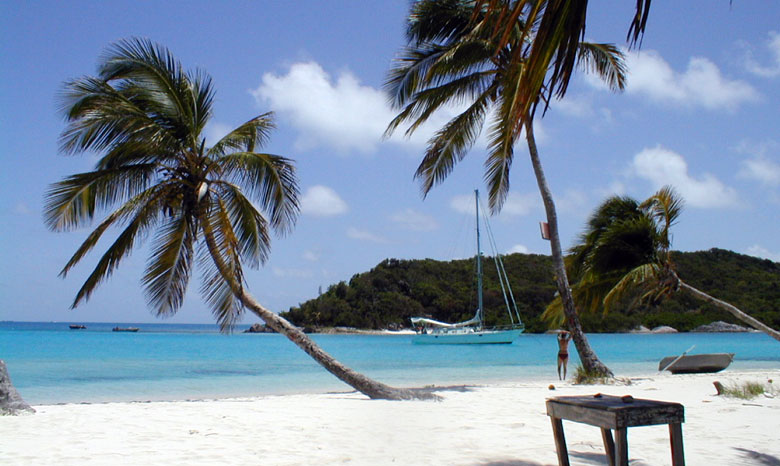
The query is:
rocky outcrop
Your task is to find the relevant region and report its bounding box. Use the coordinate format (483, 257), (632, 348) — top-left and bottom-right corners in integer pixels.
(692, 321), (754, 333)
(629, 325), (651, 333)
(0, 360), (34, 415)
(243, 323), (276, 333)
(651, 325), (678, 334)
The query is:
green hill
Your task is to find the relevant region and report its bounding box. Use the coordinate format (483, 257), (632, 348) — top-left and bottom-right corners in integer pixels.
(279, 248), (780, 333)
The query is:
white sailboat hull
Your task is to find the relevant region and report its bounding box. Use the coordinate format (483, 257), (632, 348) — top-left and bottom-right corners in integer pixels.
(412, 328), (523, 345)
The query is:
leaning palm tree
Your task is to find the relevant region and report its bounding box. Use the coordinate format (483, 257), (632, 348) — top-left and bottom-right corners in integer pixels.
(45, 38), (432, 400)
(544, 186), (780, 342)
(386, 0), (626, 375)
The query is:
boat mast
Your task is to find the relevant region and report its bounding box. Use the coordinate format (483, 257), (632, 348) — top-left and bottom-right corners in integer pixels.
(475, 189), (483, 329)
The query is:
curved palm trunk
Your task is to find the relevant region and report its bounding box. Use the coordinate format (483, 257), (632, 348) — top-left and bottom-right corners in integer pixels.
(679, 281), (780, 343)
(525, 121), (613, 377)
(202, 227), (436, 401)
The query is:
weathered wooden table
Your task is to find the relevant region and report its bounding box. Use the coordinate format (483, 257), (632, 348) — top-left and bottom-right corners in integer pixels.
(546, 394), (685, 466)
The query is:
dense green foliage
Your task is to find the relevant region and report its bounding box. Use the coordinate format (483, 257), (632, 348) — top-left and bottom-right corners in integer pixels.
(280, 249), (780, 333)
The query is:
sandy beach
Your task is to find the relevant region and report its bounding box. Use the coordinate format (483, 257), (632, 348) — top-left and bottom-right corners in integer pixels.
(2, 370), (779, 465)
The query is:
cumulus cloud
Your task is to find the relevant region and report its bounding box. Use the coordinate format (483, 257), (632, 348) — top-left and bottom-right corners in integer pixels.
(390, 209), (438, 231)
(629, 146), (739, 208)
(743, 31), (780, 78)
(739, 156), (780, 187)
(588, 49), (758, 110)
(507, 244), (530, 254)
(300, 185), (348, 217)
(346, 227), (388, 243)
(251, 62), (468, 154)
(745, 245), (780, 262)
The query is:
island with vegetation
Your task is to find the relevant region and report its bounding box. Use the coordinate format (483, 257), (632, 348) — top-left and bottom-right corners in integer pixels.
(279, 248), (779, 334)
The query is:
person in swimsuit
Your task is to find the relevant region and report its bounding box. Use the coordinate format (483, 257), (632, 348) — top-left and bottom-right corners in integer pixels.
(557, 330), (571, 380)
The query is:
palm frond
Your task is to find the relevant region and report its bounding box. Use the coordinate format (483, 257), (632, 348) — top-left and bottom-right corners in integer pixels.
(208, 113), (274, 157)
(211, 182), (272, 267)
(215, 152), (299, 234)
(44, 164), (158, 231)
(414, 90), (493, 196)
(69, 192), (165, 308)
(59, 183), (172, 278)
(576, 42), (627, 92)
(142, 212), (195, 316)
(602, 263), (660, 312)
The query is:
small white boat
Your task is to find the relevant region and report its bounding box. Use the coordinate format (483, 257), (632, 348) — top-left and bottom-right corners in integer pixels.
(658, 353), (735, 374)
(411, 190), (524, 345)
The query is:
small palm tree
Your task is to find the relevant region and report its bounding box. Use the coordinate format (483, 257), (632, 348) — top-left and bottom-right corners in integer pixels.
(544, 186), (780, 342)
(46, 38), (431, 400)
(386, 0), (626, 375)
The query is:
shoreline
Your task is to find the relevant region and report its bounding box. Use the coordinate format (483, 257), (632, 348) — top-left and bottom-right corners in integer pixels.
(3, 370), (779, 465)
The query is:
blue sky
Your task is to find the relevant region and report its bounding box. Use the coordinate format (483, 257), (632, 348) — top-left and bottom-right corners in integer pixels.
(1, 1), (778, 324)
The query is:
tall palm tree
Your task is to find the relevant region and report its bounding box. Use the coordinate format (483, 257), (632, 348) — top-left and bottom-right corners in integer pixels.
(544, 186), (780, 342)
(386, 0), (626, 375)
(45, 38), (432, 400)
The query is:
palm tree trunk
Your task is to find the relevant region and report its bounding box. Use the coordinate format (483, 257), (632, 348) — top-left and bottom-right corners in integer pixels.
(201, 225), (436, 400)
(525, 121), (613, 377)
(679, 281), (780, 343)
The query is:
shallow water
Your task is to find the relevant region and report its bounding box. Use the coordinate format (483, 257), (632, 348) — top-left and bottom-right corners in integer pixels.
(1, 321), (778, 404)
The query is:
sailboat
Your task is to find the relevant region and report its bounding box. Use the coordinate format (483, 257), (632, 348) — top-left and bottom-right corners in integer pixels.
(411, 190), (524, 344)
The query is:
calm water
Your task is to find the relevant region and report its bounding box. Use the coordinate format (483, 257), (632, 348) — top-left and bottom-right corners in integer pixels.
(1, 321), (778, 405)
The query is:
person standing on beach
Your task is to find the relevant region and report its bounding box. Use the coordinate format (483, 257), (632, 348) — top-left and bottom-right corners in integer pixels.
(557, 330), (571, 380)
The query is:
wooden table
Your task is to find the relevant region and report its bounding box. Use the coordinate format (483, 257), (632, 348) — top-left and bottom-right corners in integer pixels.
(546, 394), (685, 466)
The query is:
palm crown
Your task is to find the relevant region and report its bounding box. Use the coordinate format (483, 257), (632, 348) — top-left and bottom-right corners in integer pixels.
(385, 0), (625, 211)
(45, 38), (299, 329)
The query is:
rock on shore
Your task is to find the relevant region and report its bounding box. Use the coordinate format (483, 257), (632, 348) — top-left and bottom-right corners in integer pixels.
(0, 360), (34, 415)
(691, 321), (754, 333)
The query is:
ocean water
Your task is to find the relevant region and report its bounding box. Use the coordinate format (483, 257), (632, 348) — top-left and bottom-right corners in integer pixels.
(1, 321), (778, 405)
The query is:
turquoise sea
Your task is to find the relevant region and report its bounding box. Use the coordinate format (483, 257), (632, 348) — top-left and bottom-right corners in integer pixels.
(1, 321), (778, 405)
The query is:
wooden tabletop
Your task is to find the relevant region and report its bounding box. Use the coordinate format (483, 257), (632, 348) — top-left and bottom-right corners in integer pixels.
(546, 394), (684, 429)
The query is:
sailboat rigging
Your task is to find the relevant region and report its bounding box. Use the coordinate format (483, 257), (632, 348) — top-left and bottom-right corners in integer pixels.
(411, 190), (524, 344)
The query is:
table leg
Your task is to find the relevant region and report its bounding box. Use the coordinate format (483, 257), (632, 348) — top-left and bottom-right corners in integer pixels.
(615, 428), (629, 466)
(669, 423), (685, 465)
(550, 417), (570, 466)
(601, 428), (616, 466)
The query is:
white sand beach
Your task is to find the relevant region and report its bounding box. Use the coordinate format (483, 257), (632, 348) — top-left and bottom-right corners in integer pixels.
(2, 370), (779, 465)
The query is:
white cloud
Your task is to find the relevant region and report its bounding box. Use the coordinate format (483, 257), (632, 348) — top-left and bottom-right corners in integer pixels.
(252, 61), (505, 156)
(390, 209), (438, 231)
(743, 31), (780, 78)
(507, 244), (529, 254)
(590, 49), (759, 110)
(272, 267), (313, 278)
(300, 185), (348, 217)
(739, 156), (780, 187)
(346, 227), (388, 243)
(630, 146), (739, 208)
(302, 250), (320, 262)
(745, 245), (780, 263)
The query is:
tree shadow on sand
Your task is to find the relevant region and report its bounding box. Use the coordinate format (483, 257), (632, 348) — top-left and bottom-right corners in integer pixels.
(735, 448), (780, 466)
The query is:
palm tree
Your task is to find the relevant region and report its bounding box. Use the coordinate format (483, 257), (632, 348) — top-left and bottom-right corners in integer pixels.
(544, 186), (780, 342)
(386, 0), (626, 375)
(45, 38), (433, 400)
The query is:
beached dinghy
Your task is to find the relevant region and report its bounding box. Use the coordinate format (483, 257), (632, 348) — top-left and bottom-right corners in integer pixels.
(411, 190), (524, 345)
(658, 353), (735, 374)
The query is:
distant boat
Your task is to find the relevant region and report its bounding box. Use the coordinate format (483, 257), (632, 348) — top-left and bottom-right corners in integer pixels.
(411, 190), (524, 345)
(69, 324), (87, 330)
(659, 353), (735, 374)
(112, 327), (139, 333)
